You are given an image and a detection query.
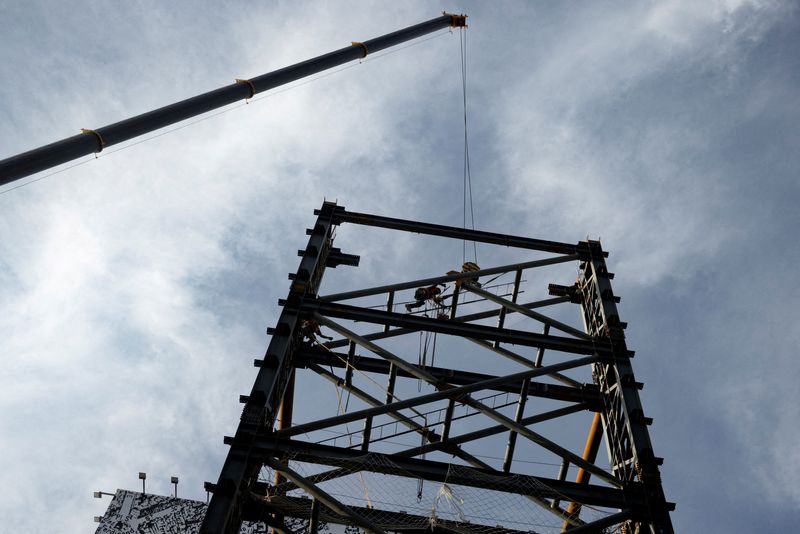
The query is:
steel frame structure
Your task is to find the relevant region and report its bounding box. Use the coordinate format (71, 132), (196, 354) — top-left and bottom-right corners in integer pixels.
(201, 201), (674, 534)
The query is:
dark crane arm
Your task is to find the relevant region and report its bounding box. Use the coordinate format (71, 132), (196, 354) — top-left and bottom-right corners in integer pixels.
(0, 13), (466, 187)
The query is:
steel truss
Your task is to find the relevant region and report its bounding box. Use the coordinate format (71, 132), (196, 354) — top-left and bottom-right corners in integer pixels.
(201, 201), (674, 534)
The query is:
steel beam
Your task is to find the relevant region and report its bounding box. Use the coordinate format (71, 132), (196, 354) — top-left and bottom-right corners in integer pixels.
(396, 404), (588, 460)
(494, 268), (522, 345)
(328, 206), (596, 257)
(269, 403), (591, 528)
(320, 256), (579, 302)
(201, 202), (341, 534)
(306, 301), (619, 356)
(502, 377), (530, 473)
(247, 494), (535, 534)
(256, 439), (644, 510)
(467, 337), (582, 388)
(460, 396), (621, 487)
(295, 347), (601, 406)
(308, 363), (429, 442)
(563, 511), (633, 534)
(202, 202), (673, 533)
(579, 241), (674, 533)
(307, 363), (493, 473)
(313, 313), (440, 384)
(298, 316), (617, 487)
(464, 283), (591, 340)
(321, 296), (569, 350)
(278, 356), (597, 438)
(263, 457), (387, 534)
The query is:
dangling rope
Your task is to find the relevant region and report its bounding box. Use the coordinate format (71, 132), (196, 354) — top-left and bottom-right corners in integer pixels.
(418, 303), (432, 392)
(330, 368), (373, 508)
(460, 27), (478, 265)
(417, 299), (442, 391)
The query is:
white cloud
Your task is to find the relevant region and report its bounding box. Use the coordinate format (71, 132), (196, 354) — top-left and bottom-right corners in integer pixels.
(1, 1), (798, 531)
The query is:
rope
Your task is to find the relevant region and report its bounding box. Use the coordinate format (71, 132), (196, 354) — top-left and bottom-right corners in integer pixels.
(319, 342), (427, 420)
(459, 27), (478, 265)
(329, 364), (373, 508)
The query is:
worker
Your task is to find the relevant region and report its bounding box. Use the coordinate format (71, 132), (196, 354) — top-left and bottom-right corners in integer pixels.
(447, 262), (482, 288)
(300, 319), (333, 343)
(405, 284), (446, 311)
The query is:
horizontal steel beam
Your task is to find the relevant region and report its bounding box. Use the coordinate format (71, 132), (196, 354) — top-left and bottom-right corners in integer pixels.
(322, 296), (570, 350)
(463, 284), (591, 340)
(278, 356), (597, 437)
(246, 494), (534, 534)
(396, 404), (590, 460)
(467, 338), (582, 388)
(296, 347), (601, 407)
(267, 404), (586, 490)
(306, 301), (619, 356)
(253, 439), (644, 510)
(320, 256), (579, 302)
(307, 363), (494, 469)
(327, 206), (600, 257)
(563, 510), (633, 533)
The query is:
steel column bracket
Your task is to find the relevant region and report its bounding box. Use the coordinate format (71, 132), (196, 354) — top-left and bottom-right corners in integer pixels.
(444, 12), (468, 28)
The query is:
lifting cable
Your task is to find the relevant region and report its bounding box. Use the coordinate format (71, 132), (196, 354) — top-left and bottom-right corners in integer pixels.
(460, 27), (478, 265)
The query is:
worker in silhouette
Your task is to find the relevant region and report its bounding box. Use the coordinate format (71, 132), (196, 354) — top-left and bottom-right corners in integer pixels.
(300, 319), (333, 343)
(447, 261), (482, 288)
(405, 284), (446, 311)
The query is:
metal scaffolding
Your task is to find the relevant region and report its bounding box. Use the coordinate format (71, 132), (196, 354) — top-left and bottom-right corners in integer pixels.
(201, 201), (674, 534)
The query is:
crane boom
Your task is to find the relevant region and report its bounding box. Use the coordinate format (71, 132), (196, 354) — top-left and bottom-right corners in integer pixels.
(0, 13), (466, 187)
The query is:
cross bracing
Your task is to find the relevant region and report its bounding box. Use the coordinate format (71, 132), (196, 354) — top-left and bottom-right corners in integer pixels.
(201, 201), (674, 534)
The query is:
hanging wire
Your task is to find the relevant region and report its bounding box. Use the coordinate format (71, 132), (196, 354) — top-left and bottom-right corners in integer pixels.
(460, 27), (478, 264)
(0, 29), (453, 198)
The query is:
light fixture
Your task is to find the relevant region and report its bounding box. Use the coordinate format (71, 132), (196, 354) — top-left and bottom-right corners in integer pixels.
(204, 481), (215, 504)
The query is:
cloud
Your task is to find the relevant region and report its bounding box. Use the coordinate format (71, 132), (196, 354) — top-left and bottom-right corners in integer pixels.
(1, 1), (798, 532)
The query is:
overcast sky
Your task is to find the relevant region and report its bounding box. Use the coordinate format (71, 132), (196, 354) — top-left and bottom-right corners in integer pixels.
(1, 1), (799, 532)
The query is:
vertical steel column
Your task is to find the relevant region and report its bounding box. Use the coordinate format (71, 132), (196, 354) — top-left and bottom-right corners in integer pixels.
(494, 268), (522, 347)
(201, 202), (342, 534)
(384, 291), (395, 332)
(501, 377), (530, 473)
(272, 370), (295, 534)
(309, 498), (320, 534)
(579, 241), (674, 533)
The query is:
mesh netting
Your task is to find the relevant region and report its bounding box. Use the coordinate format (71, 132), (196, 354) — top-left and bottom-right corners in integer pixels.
(259, 453), (626, 534)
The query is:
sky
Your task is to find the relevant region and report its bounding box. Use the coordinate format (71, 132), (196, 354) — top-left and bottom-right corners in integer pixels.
(1, 0), (799, 532)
